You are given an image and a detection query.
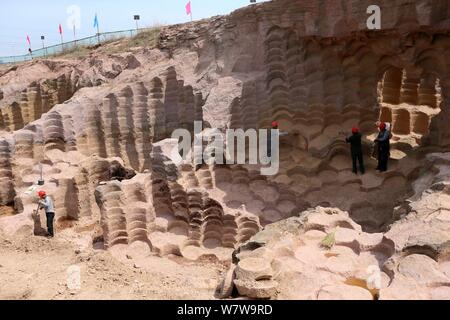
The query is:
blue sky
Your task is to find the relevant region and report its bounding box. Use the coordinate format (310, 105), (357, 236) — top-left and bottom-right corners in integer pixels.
(0, 0), (267, 56)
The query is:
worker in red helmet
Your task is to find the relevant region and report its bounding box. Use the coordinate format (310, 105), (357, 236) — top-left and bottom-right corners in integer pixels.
(374, 122), (391, 172)
(345, 126), (365, 175)
(38, 191), (55, 238)
(267, 121), (289, 158)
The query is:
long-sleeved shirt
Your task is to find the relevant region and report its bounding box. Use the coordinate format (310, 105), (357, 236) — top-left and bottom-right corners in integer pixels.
(39, 196), (55, 213)
(267, 130), (288, 157)
(375, 130), (391, 151)
(346, 133), (363, 156)
(376, 130), (390, 142)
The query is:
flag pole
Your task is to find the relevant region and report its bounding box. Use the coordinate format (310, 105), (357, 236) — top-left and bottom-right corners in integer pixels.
(97, 24), (100, 44)
(27, 36), (32, 58)
(186, 1), (192, 22)
(42, 37), (46, 58)
(95, 14), (100, 44)
(73, 24), (77, 46)
(59, 24), (64, 51)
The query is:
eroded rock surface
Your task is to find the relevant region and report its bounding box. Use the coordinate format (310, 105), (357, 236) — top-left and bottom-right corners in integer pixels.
(1, 0), (450, 300)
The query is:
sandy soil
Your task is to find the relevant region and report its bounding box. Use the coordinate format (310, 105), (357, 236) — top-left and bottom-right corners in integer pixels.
(0, 230), (226, 300)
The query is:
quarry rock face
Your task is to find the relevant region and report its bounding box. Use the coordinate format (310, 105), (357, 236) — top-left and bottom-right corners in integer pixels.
(228, 205), (450, 300)
(1, 0), (450, 300)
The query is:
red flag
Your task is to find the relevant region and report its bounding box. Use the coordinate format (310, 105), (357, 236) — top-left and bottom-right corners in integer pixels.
(26, 35), (31, 47)
(185, 1), (191, 15)
(59, 23), (63, 35)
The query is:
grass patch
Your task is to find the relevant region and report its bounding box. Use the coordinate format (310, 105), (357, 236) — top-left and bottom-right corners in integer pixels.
(102, 27), (162, 54)
(32, 26), (162, 61)
(54, 45), (92, 59)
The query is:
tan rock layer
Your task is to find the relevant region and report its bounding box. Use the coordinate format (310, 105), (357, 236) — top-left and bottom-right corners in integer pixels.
(0, 74), (77, 132)
(82, 68), (204, 171)
(94, 148), (261, 256)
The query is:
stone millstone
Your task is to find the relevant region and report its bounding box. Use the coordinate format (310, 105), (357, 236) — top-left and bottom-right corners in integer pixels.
(235, 257), (273, 281)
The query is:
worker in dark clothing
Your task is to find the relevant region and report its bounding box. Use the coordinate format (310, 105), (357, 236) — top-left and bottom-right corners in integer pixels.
(38, 191), (55, 238)
(375, 122), (391, 172)
(346, 127), (365, 175)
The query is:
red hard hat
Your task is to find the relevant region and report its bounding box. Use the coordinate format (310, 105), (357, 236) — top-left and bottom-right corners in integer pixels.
(38, 191), (46, 198)
(271, 121), (279, 129)
(352, 127), (359, 134)
(379, 122), (386, 130)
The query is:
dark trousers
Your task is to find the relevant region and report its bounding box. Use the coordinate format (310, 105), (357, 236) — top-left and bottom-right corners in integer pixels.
(377, 148), (389, 172)
(46, 212), (55, 237)
(352, 153), (365, 174)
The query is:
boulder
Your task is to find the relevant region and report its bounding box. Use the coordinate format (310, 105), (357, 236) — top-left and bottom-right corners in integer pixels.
(235, 257), (273, 281)
(234, 279), (278, 299)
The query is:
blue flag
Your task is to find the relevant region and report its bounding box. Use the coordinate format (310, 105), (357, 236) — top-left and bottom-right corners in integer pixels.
(94, 14), (99, 28)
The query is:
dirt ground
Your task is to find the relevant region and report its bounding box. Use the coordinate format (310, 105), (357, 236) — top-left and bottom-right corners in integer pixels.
(0, 230), (226, 300)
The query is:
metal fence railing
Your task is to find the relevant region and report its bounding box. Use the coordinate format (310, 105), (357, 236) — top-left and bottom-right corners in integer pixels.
(0, 28), (145, 65)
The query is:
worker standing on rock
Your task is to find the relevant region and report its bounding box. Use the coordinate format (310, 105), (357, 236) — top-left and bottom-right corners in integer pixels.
(375, 122), (391, 172)
(268, 121), (288, 158)
(346, 127), (365, 175)
(38, 191), (55, 238)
